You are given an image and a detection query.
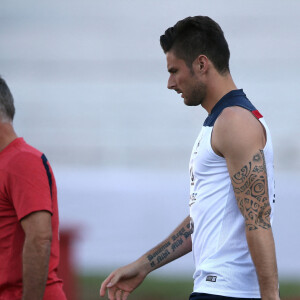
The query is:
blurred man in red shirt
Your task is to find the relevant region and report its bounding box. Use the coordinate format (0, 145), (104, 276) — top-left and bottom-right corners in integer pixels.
(0, 76), (66, 300)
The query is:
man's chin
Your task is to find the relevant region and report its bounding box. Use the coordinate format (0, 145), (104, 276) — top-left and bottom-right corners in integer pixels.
(184, 98), (201, 106)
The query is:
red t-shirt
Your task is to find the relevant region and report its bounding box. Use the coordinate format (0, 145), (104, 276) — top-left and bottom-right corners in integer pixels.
(0, 138), (66, 300)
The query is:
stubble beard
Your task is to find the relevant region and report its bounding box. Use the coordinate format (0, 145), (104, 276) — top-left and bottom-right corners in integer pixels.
(184, 81), (207, 107)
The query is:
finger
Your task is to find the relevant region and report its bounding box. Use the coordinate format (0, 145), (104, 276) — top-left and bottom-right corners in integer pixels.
(100, 273), (115, 296)
(108, 287), (117, 300)
(115, 289), (122, 300)
(99, 282), (107, 297)
(122, 291), (130, 300)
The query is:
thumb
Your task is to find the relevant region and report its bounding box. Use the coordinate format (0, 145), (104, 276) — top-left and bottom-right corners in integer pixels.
(106, 274), (120, 287)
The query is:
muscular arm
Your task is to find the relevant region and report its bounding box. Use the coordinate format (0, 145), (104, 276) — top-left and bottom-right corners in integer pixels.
(20, 211), (52, 300)
(213, 107), (279, 300)
(230, 150), (278, 299)
(100, 216), (192, 300)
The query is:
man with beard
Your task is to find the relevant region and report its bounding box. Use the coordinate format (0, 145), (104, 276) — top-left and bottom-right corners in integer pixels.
(100, 16), (279, 300)
(0, 77), (66, 300)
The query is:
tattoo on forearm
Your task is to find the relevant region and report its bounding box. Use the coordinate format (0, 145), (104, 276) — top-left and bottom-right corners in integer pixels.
(147, 241), (170, 262)
(147, 220), (193, 268)
(231, 150), (271, 231)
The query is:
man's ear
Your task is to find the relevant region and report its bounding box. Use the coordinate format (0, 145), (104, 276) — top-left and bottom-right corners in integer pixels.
(195, 55), (209, 73)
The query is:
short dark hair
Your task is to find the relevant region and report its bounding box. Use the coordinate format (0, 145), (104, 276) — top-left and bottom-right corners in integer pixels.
(0, 76), (15, 121)
(160, 16), (230, 74)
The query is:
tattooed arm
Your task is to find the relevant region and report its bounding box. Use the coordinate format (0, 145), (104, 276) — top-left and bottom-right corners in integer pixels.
(212, 107), (279, 300)
(100, 216), (192, 300)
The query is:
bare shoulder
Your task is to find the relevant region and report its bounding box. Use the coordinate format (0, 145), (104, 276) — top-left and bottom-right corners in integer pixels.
(216, 106), (261, 128)
(212, 106), (266, 159)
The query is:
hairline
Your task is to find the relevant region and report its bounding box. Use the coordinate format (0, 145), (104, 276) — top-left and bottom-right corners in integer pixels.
(167, 47), (230, 76)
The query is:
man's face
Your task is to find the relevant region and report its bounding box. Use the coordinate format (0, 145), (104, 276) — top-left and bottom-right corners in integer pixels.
(166, 51), (206, 106)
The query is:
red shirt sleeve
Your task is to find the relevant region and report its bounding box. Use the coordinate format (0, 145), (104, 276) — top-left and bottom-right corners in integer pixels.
(7, 152), (53, 220)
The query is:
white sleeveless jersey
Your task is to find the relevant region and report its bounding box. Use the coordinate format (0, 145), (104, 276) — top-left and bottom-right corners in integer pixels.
(189, 89), (275, 298)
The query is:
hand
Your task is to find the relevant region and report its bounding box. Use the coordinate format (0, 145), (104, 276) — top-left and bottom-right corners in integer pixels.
(100, 261), (148, 300)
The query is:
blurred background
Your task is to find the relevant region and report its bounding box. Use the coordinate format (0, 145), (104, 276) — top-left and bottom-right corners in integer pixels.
(1, 0), (300, 299)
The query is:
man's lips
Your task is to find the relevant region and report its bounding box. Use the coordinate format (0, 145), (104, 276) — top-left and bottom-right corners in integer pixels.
(175, 90), (183, 98)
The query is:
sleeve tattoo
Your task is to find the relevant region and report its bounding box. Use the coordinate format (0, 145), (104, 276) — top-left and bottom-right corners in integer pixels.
(231, 150), (271, 231)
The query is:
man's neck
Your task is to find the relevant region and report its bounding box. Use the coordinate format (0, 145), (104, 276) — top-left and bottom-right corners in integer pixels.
(201, 71), (237, 114)
(0, 122), (18, 152)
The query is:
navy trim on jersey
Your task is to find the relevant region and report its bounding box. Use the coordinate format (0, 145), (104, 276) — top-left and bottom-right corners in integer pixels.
(41, 154), (52, 199)
(203, 89), (257, 127)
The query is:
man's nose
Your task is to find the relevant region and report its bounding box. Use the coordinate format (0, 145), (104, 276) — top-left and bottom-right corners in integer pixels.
(167, 75), (176, 90)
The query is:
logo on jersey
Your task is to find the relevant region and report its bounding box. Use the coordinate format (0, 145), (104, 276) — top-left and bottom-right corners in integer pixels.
(189, 192), (197, 207)
(206, 275), (217, 282)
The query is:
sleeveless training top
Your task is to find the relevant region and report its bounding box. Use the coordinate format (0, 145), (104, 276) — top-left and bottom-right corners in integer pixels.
(189, 89), (275, 298)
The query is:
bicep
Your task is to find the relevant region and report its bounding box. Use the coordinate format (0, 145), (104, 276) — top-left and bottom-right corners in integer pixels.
(21, 211), (52, 240)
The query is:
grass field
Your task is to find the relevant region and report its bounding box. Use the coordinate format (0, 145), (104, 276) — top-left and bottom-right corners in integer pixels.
(78, 274), (300, 300)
